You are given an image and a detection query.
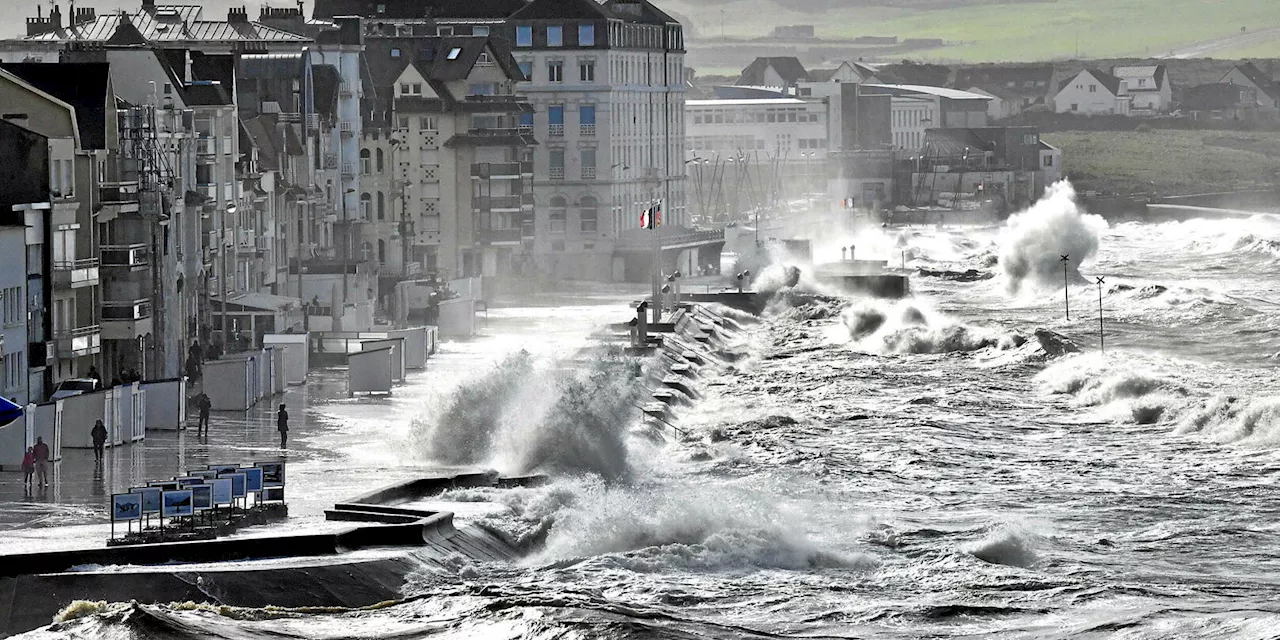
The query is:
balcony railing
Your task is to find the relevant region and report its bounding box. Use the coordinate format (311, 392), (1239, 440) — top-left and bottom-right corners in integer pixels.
(549, 167), (564, 180)
(339, 120), (355, 135)
(518, 124), (534, 135)
(468, 127), (523, 138)
(279, 112), (302, 124)
(102, 299), (152, 321)
(54, 325), (101, 357)
(100, 243), (149, 269)
(339, 82), (355, 96)
(341, 162), (356, 178)
(580, 124), (596, 136)
(549, 124), (564, 137)
(99, 185), (139, 204)
(52, 258), (100, 288)
(581, 167), (597, 180)
(471, 162), (524, 178)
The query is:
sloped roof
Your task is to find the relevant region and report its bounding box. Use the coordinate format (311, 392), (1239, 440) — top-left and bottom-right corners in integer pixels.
(1058, 68), (1123, 96)
(736, 57), (809, 87)
(952, 64), (1054, 97)
(604, 0), (679, 25)
(510, 0), (613, 20)
(1225, 62), (1280, 100)
(863, 84), (992, 101)
(1111, 64), (1166, 91)
(0, 62), (110, 149)
(966, 84), (1023, 102)
(312, 0), (526, 20)
(26, 6), (311, 43)
(808, 68), (838, 82)
(183, 81), (232, 106)
(242, 115), (280, 171)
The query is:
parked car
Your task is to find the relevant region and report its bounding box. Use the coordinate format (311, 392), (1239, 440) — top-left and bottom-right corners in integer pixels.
(49, 378), (100, 401)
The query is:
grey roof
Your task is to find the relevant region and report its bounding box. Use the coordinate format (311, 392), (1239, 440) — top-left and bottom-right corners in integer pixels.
(736, 57), (809, 87)
(510, 0), (613, 20)
(1111, 64), (1167, 91)
(1181, 82), (1253, 111)
(952, 64), (1054, 97)
(312, 0), (526, 20)
(1058, 69), (1123, 96)
(1224, 62), (1280, 100)
(26, 5), (311, 43)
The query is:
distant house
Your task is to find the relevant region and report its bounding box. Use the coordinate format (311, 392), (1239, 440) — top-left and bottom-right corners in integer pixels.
(735, 57), (810, 91)
(966, 85), (1028, 120)
(1220, 62), (1280, 110)
(1111, 65), (1171, 114)
(952, 64), (1056, 110)
(1181, 82), (1258, 121)
(1054, 68), (1129, 115)
(807, 60), (880, 84)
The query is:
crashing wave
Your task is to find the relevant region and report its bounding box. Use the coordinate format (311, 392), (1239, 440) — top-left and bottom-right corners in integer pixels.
(998, 180), (1107, 295)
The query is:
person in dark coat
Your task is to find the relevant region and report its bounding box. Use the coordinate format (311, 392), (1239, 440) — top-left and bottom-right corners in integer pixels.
(91, 419), (108, 461)
(32, 437), (50, 488)
(196, 393), (211, 437)
(277, 404), (289, 448)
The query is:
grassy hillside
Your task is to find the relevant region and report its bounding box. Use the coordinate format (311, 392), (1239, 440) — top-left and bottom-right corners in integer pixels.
(668, 0), (1280, 62)
(1043, 130), (1280, 196)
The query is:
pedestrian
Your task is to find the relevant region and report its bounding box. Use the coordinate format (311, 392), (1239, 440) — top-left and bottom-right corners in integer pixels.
(197, 393), (211, 437)
(32, 436), (50, 488)
(276, 403), (289, 448)
(20, 446), (34, 487)
(91, 419), (108, 461)
(87, 365), (102, 389)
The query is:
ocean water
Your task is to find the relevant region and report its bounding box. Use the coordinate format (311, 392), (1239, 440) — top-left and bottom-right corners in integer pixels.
(25, 184), (1280, 639)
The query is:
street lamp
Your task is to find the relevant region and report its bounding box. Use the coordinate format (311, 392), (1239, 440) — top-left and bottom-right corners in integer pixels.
(221, 202), (237, 350)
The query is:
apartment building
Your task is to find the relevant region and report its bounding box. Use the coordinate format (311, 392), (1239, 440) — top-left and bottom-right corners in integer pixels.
(507, 0), (687, 280)
(0, 117), (44, 405)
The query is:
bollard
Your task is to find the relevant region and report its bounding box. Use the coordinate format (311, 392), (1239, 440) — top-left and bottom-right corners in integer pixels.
(841, 247), (847, 261)
(635, 301), (649, 347)
(850, 244), (856, 261)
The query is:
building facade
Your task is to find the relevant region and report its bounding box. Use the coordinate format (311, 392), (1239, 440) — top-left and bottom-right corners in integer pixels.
(1054, 69), (1130, 115)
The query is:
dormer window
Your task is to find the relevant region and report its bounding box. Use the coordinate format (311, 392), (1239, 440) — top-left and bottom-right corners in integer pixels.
(516, 25), (532, 47)
(579, 24), (595, 46)
(447, 47), (462, 60)
(390, 48), (401, 58)
(547, 25), (563, 47)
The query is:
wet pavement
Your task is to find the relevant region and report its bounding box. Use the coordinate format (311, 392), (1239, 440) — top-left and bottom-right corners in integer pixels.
(0, 287), (637, 554)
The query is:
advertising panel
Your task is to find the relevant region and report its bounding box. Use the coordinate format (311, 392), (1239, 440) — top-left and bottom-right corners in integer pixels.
(111, 493), (142, 522)
(132, 487), (162, 514)
(257, 462), (285, 487)
(191, 484), (213, 511)
(211, 478), (233, 506)
(243, 467), (264, 493)
(161, 490), (194, 518)
(220, 472), (247, 499)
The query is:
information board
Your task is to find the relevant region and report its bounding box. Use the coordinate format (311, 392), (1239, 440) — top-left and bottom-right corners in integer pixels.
(111, 493), (142, 522)
(161, 490), (194, 518)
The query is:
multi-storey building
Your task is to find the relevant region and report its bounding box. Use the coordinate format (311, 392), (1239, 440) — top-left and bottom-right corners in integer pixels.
(0, 63), (109, 391)
(0, 116), (45, 405)
(506, 0), (687, 280)
(362, 33), (536, 284)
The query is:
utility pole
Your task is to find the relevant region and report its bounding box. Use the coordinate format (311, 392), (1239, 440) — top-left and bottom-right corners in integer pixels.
(1096, 276), (1106, 354)
(1060, 254), (1070, 320)
(222, 202), (236, 350)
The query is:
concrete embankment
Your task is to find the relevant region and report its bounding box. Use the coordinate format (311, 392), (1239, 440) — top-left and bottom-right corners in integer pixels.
(0, 472), (542, 638)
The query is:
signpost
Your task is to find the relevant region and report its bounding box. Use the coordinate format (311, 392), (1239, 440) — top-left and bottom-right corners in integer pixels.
(1096, 276), (1106, 354)
(1060, 254), (1070, 320)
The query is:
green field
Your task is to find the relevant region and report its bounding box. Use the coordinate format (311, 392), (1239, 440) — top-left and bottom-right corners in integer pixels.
(670, 0), (1280, 62)
(1043, 130), (1280, 196)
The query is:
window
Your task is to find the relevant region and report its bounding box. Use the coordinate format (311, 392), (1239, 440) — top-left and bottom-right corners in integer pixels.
(447, 47), (462, 60)
(519, 60), (533, 79)
(360, 149), (371, 174)
(1138, 78), (1147, 87)
(1070, 103), (1079, 111)
(580, 148), (596, 179)
(579, 105), (595, 131)
(548, 61), (563, 83)
(579, 24), (595, 46)
(469, 83), (496, 95)
(399, 83), (409, 95)
(519, 112), (534, 131)
(1, 286), (21, 326)
(548, 105), (564, 136)
(1089, 84), (1097, 93)
(549, 149), (565, 179)
(437, 26), (453, 36)
(412, 83), (422, 95)
(376, 148), (385, 172)
(474, 26), (490, 36)
(547, 25), (563, 47)
(580, 59), (595, 82)
(516, 26), (532, 47)
(580, 195), (598, 232)
(549, 196), (567, 231)
(1043, 154), (1054, 167)
(390, 48), (401, 58)
(420, 116), (437, 131)
(377, 192), (386, 220)
(360, 193), (372, 219)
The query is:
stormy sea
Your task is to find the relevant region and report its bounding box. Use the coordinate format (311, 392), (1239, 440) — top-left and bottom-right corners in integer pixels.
(26, 182), (1280, 638)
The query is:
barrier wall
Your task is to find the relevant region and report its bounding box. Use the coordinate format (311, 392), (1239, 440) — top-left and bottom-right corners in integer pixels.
(61, 391), (107, 449)
(32, 404), (59, 461)
(0, 414), (26, 469)
(263, 334), (309, 384)
(387, 328), (428, 369)
(141, 379), (186, 431)
(426, 326), (438, 354)
(203, 359), (252, 411)
(361, 339), (405, 382)
(449, 276), (484, 301)
(349, 346), (394, 396)
(437, 298), (476, 338)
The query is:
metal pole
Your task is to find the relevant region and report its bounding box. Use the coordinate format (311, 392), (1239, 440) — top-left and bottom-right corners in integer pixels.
(651, 200), (661, 325)
(222, 203), (234, 350)
(1096, 276), (1105, 354)
(1060, 254), (1070, 321)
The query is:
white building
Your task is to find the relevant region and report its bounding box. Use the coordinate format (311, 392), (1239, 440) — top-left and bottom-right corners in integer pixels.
(1112, 65), (1171, 114)
(509, 0), (687, 280)
(1054, 68), (1130, 115)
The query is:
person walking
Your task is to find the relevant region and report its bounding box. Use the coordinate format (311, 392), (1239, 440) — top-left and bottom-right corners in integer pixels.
(276, 404), (289, 448)
(197, 393), (211, 437)
(91, 419), (108, 461)
(20, 446), (34, 487)
(32, 437), (50, 488)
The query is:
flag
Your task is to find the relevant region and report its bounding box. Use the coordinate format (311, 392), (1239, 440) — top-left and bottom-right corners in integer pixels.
(640, 202), (662, 229)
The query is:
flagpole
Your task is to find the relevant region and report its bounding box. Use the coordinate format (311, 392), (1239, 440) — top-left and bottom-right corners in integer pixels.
(651, 199), (661, 324)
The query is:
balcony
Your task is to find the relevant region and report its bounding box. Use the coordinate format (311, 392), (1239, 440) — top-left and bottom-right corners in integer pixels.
(518, 124), (534, 135)
(341, 162), (356, 178)
(339, 82), (355, 97)
(549, 124), (564, 137)
(522, 193), (536, 209)
(339, 120), (355, 136)
(477, 228), (522, 245)
(236, 230), (260, 255)
(100, 243), (149, 271)
(101, 299), (153, 340)
(521, 160), (534, 176)
(549, 167), (564, 180)
(471, 162), (523, 179)
(54, 325), (101, 357)
(474, 195), (523, 212)
(279, 112), (301, 124)
(98, 185), (140, 215)
(581, 167), (597, 180)
(580, 124), (595, 136)
(52, 258), (100, 289)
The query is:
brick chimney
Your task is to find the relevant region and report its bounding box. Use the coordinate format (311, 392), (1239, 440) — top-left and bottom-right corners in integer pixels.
(73, 6), (97, 25)
(26, 3), (62, 37)
(228, 6), (249, 23)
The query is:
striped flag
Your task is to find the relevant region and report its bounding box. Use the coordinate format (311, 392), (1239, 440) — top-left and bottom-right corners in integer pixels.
(639, 202), (662, 229)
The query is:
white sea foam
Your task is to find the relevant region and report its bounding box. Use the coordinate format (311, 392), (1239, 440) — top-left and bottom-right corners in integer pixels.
(999, 181), (1107, 295)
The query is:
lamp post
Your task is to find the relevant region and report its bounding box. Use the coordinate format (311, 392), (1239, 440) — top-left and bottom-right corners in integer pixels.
(221, 202), (236, 349)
